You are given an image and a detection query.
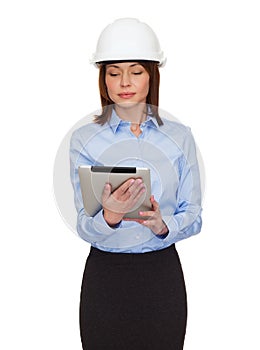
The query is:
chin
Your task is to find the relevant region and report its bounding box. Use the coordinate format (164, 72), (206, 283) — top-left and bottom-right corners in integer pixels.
(116, 101), (146, 109)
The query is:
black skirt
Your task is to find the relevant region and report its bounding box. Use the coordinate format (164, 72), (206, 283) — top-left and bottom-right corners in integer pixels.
(80, 244), (187, 350)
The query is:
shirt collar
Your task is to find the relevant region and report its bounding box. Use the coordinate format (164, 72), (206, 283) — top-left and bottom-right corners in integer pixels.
(108, 107), (160, 133)
(108, 108), (122, 133)
(145, 114), (160, 128)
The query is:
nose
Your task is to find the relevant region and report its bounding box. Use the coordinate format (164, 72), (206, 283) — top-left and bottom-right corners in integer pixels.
(120, 72), (131, 87)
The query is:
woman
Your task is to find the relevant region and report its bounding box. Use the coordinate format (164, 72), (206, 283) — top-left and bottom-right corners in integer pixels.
(70, 18), (202, 350)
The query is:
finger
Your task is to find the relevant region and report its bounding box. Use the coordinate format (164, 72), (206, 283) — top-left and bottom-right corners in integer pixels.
(150, 195), (159, 210)
(119, 179), (144, 201)
(130, 179), (146, 199)
(139, 210), (153, 217)
(140, 220), (153, 229)
(102, 183), (112, 202)
(116, 178), (135, 195)
(123, 218), (145, 224)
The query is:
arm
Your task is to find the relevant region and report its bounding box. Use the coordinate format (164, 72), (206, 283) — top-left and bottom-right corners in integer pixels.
(69, 129), (120, 244)
(161, 129), (202, 243)
(134, 129), (202, 243)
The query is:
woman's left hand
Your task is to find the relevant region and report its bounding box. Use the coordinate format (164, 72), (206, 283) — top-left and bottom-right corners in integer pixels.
(123, 195), (169, 236)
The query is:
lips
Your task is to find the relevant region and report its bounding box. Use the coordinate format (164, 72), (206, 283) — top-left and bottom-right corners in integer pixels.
(118, 92), (136, 99)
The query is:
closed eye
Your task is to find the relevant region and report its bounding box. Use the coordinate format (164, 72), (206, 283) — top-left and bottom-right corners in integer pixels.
(109, 73), (120, 77)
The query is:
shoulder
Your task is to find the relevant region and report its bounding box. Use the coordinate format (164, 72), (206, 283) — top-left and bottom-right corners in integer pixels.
(70, 121), (108, 144)
(156, 117), (198, 155)
(159, 117), (192, 142)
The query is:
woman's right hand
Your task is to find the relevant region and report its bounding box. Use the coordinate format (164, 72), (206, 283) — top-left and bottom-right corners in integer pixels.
(102, 178), (146, 226)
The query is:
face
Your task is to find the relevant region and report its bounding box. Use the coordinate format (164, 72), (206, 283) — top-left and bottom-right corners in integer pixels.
(105, 62), (150, 106)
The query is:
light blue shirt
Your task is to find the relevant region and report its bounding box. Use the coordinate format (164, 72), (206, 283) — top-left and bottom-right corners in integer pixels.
(70, 109), (202, 253)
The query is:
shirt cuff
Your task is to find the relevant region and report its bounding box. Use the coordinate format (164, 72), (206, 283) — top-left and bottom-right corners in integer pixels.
(93, 209), (122, 234)
(156, 232), (169, 239)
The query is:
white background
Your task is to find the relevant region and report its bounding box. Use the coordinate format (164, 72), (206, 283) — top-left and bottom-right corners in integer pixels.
(1, 0), (259, 349)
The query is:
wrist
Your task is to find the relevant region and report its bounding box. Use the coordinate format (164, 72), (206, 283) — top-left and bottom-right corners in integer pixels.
(103, 209), (123, 227)
(157, 221), (169, 236)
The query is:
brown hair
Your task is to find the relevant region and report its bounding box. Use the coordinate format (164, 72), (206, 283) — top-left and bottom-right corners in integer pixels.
(94, 60), (163, 125)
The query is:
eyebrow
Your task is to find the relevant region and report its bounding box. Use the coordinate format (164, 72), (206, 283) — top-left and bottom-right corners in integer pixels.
(106, 63), (141, 68)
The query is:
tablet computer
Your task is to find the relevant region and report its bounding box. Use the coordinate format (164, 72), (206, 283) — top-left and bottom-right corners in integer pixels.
(78, 165), (151, 219)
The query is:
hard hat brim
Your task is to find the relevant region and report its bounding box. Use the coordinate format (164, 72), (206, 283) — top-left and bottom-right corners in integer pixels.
(90, 57), (166, 68)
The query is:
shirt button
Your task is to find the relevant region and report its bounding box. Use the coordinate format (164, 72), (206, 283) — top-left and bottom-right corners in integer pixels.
(135, 234), (140, 240)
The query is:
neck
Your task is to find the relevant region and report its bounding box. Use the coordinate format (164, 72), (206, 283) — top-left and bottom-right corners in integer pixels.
(115, 102), (147, 124)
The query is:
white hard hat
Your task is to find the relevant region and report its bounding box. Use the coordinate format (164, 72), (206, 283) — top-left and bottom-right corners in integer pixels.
(90, 18), (166, 67)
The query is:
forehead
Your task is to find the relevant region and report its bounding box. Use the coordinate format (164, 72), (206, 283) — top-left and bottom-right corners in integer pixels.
(106, 62), (142, 69)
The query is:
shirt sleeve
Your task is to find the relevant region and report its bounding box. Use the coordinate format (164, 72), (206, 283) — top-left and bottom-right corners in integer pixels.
(69, 129), (122, 244)
(161, 128), (203, 243)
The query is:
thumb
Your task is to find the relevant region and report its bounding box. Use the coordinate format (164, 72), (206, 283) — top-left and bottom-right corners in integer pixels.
(102, 183), (112, 202)
(150, 195), (159, 210)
